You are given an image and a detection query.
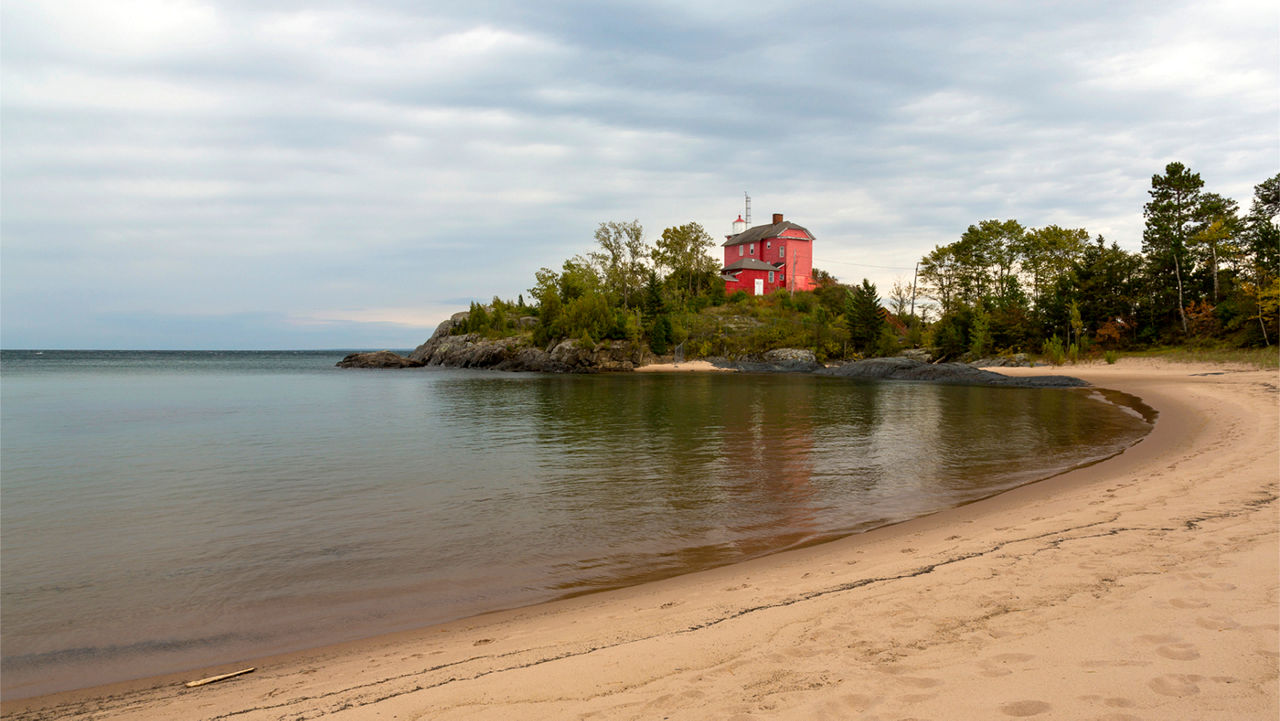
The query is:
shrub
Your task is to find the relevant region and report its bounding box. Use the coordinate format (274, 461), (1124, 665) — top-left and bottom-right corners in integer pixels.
(1104, 350), (1120, 364)
(1042, 335), (1066, 365)
(874, 325), (900, 358)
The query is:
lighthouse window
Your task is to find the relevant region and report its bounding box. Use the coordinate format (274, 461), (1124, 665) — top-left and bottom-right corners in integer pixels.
(766, 241), (772, 249)
(779, 245), (785, 258)
(769, 271), (775, 283)
(749, 244), (754, 255)
(739, 245), (744, 257)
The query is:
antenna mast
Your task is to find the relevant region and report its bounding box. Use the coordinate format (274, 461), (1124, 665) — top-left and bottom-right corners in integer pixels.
(744, 192), (751, 226)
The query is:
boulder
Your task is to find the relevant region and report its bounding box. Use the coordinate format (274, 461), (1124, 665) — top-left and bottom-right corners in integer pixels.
(336, 351), (425, 368)
(727, 348), (822, 373)
(970, 353), (1033, 368)
(405, 314), (653, 373)
(548, 339), (652, 372)
(900, 347), (933, 363)
(817, 357), (1086, 388)
(763, 348), (817, 364)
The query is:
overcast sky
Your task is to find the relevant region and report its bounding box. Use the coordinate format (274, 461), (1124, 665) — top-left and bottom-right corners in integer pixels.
(3, 0), (1276, 349)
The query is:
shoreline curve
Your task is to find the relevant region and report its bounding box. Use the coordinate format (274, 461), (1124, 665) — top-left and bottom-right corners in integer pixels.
(4, 358), (1276, 720)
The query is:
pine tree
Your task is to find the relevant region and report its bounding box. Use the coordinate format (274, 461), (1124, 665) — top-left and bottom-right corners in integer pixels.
(1143, 162), (1205, 335)
(845, 279), (884, 353)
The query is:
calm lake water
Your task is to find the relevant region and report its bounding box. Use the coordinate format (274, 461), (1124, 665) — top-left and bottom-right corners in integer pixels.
(0, 350), (1153, 698)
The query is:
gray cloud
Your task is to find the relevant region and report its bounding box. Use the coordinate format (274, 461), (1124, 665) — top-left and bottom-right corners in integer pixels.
(2, 0), (1275, 348)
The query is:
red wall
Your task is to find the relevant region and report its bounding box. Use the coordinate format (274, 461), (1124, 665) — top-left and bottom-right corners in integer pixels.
(724, 267), (787, 296)
(723, 225), (816, 295)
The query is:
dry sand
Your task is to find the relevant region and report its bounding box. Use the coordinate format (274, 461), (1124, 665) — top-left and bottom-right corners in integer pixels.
(633, 359), (735, 372)
(5, 358), (1277, 720)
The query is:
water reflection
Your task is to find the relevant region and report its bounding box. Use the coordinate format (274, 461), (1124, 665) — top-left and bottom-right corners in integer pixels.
(427, 373), (1150, 597)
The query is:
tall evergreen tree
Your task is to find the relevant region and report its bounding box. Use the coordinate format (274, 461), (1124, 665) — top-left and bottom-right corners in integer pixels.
(845, 279), (884, 353)
(1244, 173), (1280, 278)
(1190, 192), (1241, 302)
(1143, 161), (1205, 335)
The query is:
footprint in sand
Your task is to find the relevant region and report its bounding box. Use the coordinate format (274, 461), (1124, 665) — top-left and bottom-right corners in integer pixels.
(999, 699), (1052, 716)
(1149, 673), (1202, 696)
(1195, 615), (1240, 630)
(840, 693), (882, 711)
(897, 676), (944, 689)
(1169, 597), (1211, 609)
(979, 653), (1035, 677)
(1156, 643), (1200, 661)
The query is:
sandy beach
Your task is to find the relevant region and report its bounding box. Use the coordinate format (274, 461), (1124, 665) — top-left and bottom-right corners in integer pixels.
(633, 359), (736, 372)
(5, 358), (1276, 720)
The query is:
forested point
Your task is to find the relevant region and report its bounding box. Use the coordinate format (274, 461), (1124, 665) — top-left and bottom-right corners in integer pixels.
(454, 165), (1279, 365)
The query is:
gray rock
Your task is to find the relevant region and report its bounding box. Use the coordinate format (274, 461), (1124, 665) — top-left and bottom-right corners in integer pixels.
(549, 339), (651, 372)
(336, 350), (425, 368)
(763, 348), (817, 364)
(970, 353), (1032, 368)
(817, 357), (1086, 388)
(726, 348), (822, 373)
(900, 348), (933, 363)
(406, 315), (652, 372)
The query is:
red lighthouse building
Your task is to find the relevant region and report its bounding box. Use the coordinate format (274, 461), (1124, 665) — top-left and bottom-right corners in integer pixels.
(721, 212), (816, 295)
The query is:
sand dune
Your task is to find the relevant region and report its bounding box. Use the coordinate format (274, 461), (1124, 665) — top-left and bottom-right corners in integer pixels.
(5, 358), (1276, 720)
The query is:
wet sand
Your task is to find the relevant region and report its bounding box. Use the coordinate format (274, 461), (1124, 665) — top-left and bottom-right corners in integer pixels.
(4, 358), (1276, 720)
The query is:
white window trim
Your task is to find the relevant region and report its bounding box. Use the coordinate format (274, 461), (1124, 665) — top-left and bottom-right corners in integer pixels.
(738, 245), (744, 257)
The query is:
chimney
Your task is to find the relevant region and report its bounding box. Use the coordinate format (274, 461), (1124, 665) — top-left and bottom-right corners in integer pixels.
(772, 213), (784, 224)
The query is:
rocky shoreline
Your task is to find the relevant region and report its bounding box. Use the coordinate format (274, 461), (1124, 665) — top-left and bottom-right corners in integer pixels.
(337, 313), (1088, 388)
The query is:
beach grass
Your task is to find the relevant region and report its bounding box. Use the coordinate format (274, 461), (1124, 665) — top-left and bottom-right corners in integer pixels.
(1124, 345), (1280, 369)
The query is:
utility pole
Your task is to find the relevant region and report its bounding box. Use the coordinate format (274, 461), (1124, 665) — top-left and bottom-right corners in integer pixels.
(909, 261), (919, 318)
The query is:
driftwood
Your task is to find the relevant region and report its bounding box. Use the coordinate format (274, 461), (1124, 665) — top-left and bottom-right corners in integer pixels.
(184, 667), (256, 688)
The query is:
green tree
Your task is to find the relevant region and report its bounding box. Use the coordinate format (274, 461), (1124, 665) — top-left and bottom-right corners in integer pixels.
(1021, 225), (1088, 315)
(558, 255), (601, 303)
(1242, 173), (1280, 344)
(845, 279), (884, 353)
(1190, 192), (1241, 303)
(969, 306), (992, 358)
(1074, 236), (1141, 342)
(919, 244), (960, 313)
(1244, 173), (1280, 277)
(650, 314), (672, 354)
(653, 222), (717, 303)
(956, 219), (1025, 306)
(1143, 161), (1205, 335)
(533, 288), (562, 347)
(591, 220), (648, 309)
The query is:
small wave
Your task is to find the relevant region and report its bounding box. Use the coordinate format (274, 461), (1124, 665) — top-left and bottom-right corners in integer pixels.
(1, 632), (255, 671)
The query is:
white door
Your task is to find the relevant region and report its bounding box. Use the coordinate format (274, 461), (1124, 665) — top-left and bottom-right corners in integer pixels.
(754, 278), (764, 295)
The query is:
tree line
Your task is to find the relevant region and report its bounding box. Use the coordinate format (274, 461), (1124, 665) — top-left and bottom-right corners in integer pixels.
(917, 164), (1278, 358)
(457, 162), (1278, 362)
